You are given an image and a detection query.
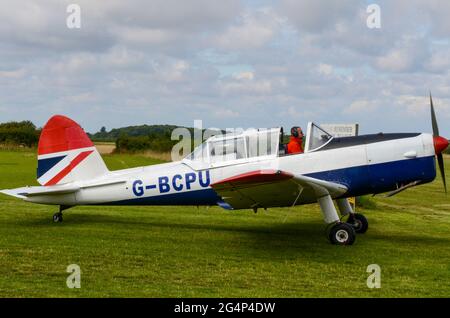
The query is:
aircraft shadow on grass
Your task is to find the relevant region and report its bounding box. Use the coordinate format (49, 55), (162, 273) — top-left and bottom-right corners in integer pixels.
(14, 209), (450, 256)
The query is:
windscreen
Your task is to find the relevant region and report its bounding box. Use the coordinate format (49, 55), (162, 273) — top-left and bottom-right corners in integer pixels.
(307, 124), (333, 151)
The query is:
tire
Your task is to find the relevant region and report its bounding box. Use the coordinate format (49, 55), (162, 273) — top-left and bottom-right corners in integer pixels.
(328, 223), (356, 245)
(53, 213), (63, 223)
(347, 213), (368, 234)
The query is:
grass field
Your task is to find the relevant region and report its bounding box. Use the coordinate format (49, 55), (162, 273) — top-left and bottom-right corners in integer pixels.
(0, 149), (449, 297)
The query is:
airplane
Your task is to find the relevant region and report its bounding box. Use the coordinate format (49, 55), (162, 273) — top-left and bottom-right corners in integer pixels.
(0, 95), (448, 245)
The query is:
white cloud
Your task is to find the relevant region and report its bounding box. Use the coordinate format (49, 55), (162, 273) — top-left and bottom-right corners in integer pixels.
(214, 108), (239, 118)
(0, 68), (26, 79)
(343, 100), (377, 114)
(233, 71), (254, 80)
(219, 78), (272, 95)
(394, 95), (450, 117)
(317, 63), (333, 76)
(376, 49), (413, 73)
(280, 0), (357, 33)
(425, 48), (450, 73)
(215, 8), (281, 50)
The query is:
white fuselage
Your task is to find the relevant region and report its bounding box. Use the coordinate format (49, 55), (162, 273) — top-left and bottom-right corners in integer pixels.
(24, 133), (436, 209)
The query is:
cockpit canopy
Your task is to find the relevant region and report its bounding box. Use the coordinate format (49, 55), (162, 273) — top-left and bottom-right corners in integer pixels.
(183, 123), (333, 170)
(184, 128), (281, 169)
(304, 122), (333, 153)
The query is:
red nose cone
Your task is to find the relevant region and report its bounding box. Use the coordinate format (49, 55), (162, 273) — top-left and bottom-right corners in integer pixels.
(433, 136), (449, 155)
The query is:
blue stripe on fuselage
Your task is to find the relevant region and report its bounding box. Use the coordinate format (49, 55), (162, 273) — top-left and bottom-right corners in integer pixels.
(103, 156), (436, 206)
(306, 155), (436, 197)
(104, 188), (221, 206)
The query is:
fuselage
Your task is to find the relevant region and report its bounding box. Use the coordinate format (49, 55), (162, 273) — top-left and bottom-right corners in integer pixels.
(25, 132), (437, 208)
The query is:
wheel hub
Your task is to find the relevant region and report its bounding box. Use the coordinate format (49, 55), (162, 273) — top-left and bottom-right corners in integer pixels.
(335, 229), (349, 243)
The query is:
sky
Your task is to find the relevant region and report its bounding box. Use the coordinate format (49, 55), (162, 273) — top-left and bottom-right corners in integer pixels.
(0, 0), (450, 136)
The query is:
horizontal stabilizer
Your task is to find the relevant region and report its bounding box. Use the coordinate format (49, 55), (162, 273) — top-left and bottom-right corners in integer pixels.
(0, 184), (80, 198)
(0, 179), (126, 200)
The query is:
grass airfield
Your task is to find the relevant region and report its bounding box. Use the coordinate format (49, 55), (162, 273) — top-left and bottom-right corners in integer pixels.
(0, 149), (449, 297)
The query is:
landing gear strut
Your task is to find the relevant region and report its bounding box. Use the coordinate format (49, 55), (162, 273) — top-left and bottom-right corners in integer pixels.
(336, 198), (369, 234)
(52, 205), (72, 223)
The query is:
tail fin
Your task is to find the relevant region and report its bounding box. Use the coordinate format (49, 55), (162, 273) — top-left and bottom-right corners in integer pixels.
(37, 115), (109, 185)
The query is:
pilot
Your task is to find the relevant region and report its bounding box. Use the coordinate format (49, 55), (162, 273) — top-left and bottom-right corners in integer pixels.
(286, 126), (304, 154)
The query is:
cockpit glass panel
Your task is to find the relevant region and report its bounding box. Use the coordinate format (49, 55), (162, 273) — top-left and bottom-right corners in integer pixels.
(185, 128), (280, 165)
(308, 124), (333, 151)
(187, 142), (209, 163)
(209, 137), (246, 163)
(247, 130), (279, 158)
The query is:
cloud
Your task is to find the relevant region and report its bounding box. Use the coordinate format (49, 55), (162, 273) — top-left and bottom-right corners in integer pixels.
(233, 71), (255, 80)
(214, 108), (239, 118)
(376, 37), (429, 73)
(317, 63), (333, 76)
(343, 100), (377, 114)
(1, 0), (450, 138)
(279, 0), (357, 33)
(214, 8), (281, 50)
(0, 68), (26, 79)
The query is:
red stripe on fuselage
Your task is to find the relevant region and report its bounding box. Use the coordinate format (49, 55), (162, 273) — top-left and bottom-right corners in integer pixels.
(44, 150), (94, 186)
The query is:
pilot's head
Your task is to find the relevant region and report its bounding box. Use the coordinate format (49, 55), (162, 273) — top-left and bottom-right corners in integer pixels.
(291, 126), (303, 139)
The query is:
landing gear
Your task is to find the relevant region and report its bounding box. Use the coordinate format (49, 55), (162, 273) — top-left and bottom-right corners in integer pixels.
(328, 222), (356, 245)
(317, 194), (357, 245)
(336, 198), (369, 234)
(53, 212), (63, 223)
(347, 213), (368, 234)
(52, 205), (72, 223)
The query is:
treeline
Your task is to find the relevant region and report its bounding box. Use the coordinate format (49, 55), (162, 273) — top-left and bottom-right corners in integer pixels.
(115, 132), (178, 153)
(0, 120), (197, 153)
(89, 124), (181, 142)
(89, 124), (188, 153)
(91, 124), (223, 153)
(0, 121), (40, 147)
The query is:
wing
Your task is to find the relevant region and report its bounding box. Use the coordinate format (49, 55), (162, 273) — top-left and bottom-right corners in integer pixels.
(211, 169), (348, 210)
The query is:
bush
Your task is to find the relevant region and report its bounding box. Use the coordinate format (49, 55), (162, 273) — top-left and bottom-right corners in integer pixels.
(0, 121), (40, 147)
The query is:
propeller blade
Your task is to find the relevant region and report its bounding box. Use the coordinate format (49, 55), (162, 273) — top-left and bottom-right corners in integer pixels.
(437, 153), (447, 193)
(430, 92), (447, 193)
(430, 93), (439, 137)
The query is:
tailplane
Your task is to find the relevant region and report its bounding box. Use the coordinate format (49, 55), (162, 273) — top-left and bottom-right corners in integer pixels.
(37, 115), (109, 185)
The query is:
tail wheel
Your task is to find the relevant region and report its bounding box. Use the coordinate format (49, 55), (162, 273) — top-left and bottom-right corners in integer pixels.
(328, 223), (356, 245)
(347, 213), (368, 234)
(53, 213), (63, 223)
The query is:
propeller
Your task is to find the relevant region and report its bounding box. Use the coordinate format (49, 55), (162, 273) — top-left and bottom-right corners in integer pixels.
(430, 93), (449, 193)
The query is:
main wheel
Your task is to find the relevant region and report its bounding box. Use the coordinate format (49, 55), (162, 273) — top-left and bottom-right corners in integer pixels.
(347, 213), (368, 234)
(53, 213), (63, 223)
(328, 223), (355, 245)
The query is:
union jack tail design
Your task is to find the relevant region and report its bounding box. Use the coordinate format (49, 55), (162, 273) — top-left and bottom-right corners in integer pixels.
(37, 115), (109, 186)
